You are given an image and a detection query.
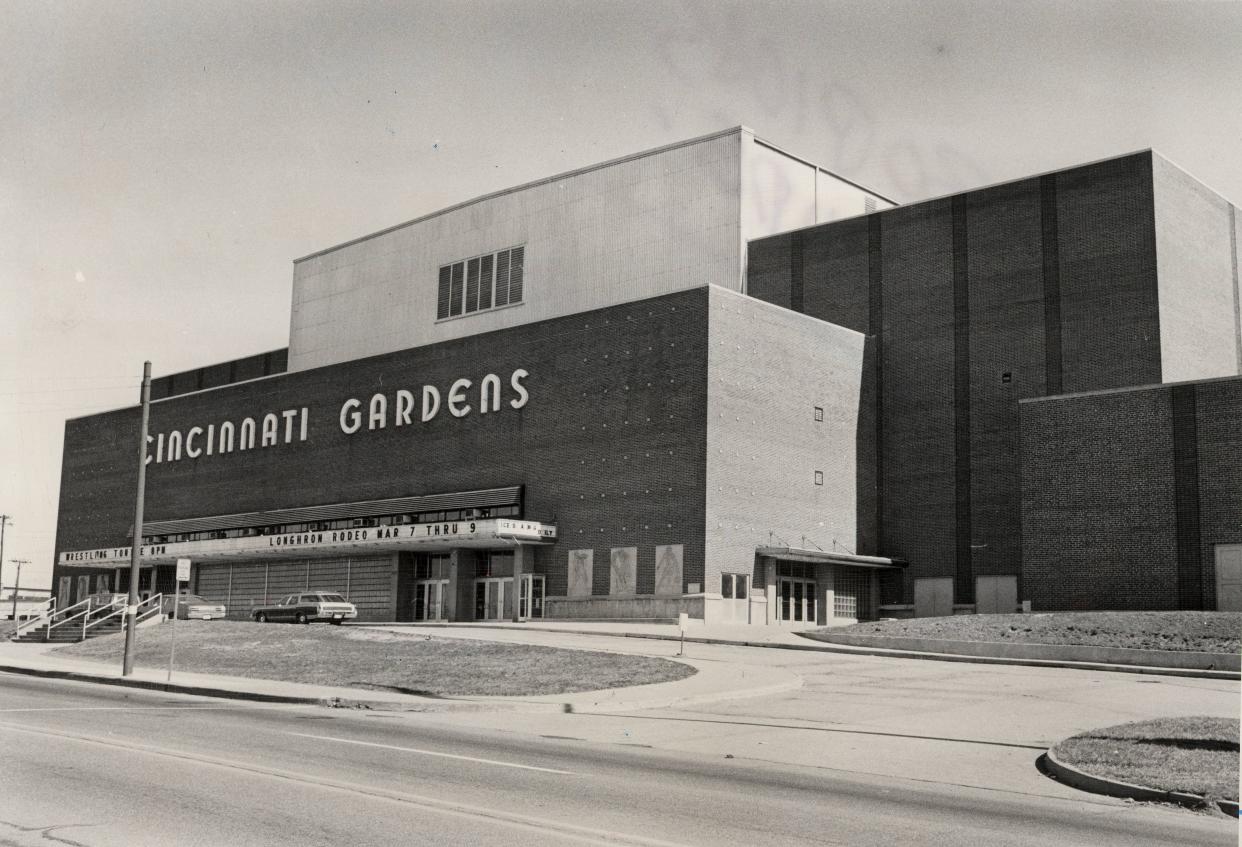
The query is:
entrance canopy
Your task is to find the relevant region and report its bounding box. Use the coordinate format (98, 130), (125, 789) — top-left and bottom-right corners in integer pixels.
(755, 546), (906, 569)
(58, 518), (557, 568)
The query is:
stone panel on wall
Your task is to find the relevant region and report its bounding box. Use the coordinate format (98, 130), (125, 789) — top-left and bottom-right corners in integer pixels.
(654, 544), (683, 595)
(567, 550), (593, 597)
(609, 547), (637, 595)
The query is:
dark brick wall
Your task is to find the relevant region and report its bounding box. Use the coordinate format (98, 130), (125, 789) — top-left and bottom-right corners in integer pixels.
(1195, 379), (1242, 609)
(879, 199), (958, 598)
(150, 349), (289, 401)
(746, 152), (1162, 605)
(53, 290), (711, 600)
(1020, 377), (1242, 611)
(1055, 153), (1161, 392)
(965, 179), (1047, 590)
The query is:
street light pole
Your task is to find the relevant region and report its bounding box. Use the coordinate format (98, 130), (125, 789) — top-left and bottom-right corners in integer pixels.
(122, 362), (152, 677)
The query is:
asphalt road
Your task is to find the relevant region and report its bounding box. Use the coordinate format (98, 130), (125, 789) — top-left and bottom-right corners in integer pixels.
(0, 673), (1233, 846)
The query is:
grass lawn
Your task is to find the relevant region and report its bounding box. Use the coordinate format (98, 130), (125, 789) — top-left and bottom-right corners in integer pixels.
(1053, 717), (1240, 802)
(50, 621), (695, 697)
(0, 620), (16, 639)
(819, 611), (1242, 653)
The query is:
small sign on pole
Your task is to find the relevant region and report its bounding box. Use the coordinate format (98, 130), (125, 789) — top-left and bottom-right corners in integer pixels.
(168, 558), (191, 682)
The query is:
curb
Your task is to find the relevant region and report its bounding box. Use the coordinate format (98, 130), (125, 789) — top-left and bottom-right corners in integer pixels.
(1044, 747), (1239, 817)
(790, 636), (1242, 681)
(0, 654), (793, 716)
(0, 662), (444, 712)
(358, 623), (1241, 680)
(806, 632), (1239, 672)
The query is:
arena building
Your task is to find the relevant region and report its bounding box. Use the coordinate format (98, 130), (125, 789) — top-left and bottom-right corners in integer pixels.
(51, 127), (1242, 625)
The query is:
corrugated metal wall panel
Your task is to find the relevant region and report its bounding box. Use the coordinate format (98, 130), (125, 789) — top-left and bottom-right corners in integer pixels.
(228, 565), (268, 619)
(346, 556), (395, 621)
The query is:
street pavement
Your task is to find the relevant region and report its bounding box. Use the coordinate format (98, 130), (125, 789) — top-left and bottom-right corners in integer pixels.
(0, 623), (1237, 845)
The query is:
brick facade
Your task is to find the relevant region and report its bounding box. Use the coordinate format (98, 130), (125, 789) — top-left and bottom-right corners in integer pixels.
(53, 288), (714, 610)
(1020, 377), (1242, 611)
(746, 151), (1237, 608)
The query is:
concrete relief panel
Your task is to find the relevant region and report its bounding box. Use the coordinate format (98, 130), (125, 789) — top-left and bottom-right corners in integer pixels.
(609, 547), (637, 595)
(654, 544), (684, 595)
(568, 550), (593, 597)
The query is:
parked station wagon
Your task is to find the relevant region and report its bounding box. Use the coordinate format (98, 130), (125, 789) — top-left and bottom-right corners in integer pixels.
(250, 593), (357, 624)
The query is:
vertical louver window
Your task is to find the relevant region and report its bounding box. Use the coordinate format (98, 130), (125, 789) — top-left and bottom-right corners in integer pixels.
(436, 266), (452, 320)
(478, 254), (493, 310)
(465, 257), (481, 313)
(449, 262), (464, 316)
(437, 246), (525, 320)
(494, 250), (511, 307)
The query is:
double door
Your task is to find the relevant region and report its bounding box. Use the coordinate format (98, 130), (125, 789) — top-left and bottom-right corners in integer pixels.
(414, 580), (448, 621)
(778, 577), (817, 624)
(474, 574), (545, 621)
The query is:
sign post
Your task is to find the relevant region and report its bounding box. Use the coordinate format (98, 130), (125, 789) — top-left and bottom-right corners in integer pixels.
(677, 612), (688, 657)
(168, 558), (190, 682)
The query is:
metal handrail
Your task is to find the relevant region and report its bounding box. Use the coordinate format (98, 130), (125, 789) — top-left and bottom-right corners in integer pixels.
(46, 593), (164, 642)
(82, 598), (131, 635)
(18, 596), (91, 639)
(13, 597), (57, 638)
(114, 593), (166, 632)
(43, 599), (96, 641)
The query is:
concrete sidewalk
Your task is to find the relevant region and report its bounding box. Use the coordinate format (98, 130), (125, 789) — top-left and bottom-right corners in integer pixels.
(0, 632), (799, 714)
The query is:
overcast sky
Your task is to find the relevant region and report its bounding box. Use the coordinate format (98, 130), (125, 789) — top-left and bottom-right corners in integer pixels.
(3, 0), (1239, 590)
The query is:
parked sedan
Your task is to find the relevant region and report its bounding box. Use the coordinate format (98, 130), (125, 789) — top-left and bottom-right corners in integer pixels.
(250, 592), (358, 624)
(162, 594), (228, 620)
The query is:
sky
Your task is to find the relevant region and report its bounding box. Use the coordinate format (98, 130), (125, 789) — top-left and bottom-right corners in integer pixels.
(2, 0), (1240, 591)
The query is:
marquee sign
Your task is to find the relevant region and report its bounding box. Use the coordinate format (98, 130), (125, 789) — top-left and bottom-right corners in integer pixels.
(57, 518), (556, 567)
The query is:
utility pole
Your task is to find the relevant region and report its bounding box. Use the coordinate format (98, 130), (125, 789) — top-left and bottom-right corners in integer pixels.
(10, 560), (28, 621)
(122, 362), (152, 677)
(0, 516), (10, 606)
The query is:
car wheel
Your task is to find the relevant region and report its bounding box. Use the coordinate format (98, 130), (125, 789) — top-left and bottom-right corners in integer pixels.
(256, 613), (268, 623)
(295, 612), (309, 625)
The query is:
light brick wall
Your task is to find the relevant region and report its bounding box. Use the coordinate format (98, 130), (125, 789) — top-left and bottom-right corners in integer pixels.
(703, 287), (864, 608)
(1152, 153), (1241, 382)
(289, 131), (743, 371)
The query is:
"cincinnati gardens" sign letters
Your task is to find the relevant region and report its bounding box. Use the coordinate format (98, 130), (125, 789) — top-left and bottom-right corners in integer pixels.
(145, 368), (529, 466)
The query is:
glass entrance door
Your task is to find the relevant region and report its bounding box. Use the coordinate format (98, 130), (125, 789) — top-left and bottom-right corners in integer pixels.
(778, 577), (817, 624)
(518, 574), (544, 620)
(414, 580), (448, 621)
(474, 578), (513, 621)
